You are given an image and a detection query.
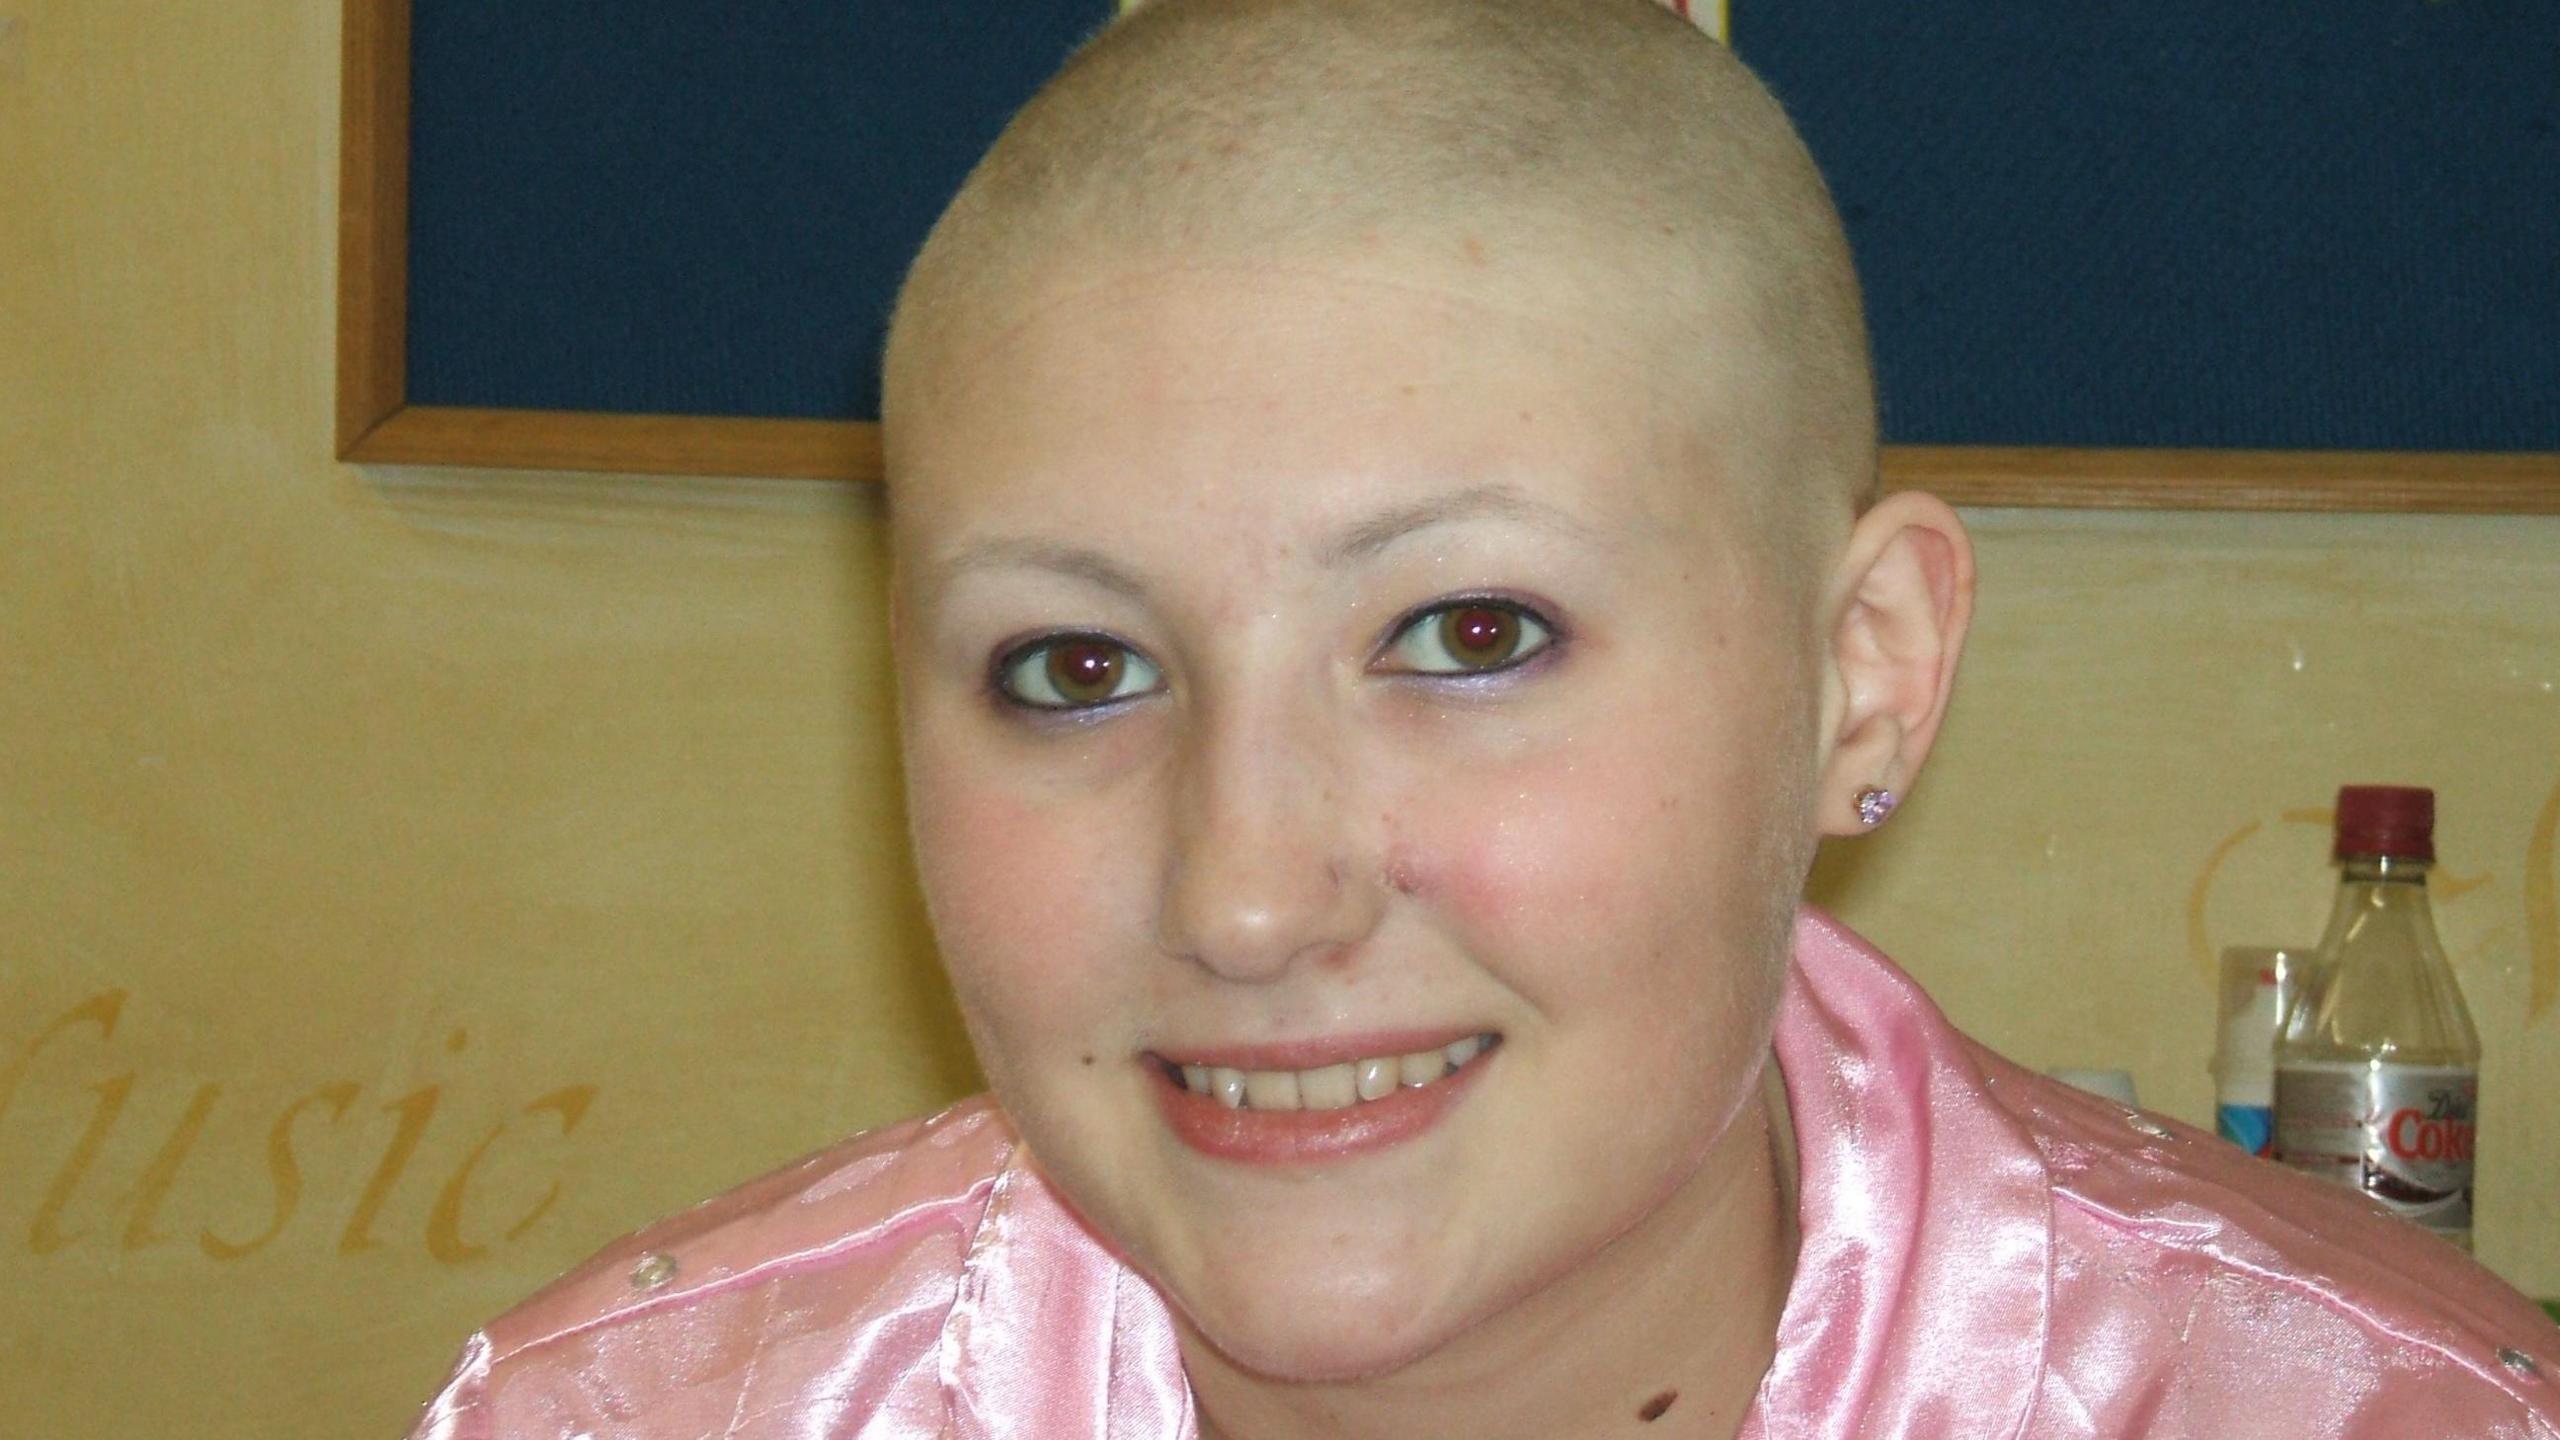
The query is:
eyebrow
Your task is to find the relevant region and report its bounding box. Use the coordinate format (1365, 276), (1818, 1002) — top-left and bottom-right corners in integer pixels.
(926, 482), (1605, 601)
(927, 536), (1152, 603)
(1316, 482), (1606, 567)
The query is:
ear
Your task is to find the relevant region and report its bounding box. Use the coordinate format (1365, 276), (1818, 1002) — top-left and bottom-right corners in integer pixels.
(1813, 490), (1976, 837)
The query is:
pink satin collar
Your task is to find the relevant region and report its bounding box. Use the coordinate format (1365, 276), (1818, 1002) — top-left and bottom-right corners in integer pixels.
(1741, 912), (2052, 1438)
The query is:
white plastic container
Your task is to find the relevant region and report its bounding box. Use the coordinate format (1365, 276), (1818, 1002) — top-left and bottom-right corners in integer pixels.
(2212, 946), (2301, 1157)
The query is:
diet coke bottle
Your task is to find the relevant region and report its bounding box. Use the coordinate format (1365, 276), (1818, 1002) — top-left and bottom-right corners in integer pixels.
(2273, 786), (2482, 1250)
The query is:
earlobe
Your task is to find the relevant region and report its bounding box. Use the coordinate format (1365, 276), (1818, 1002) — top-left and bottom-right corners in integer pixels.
(1813, 491), (1976, 838)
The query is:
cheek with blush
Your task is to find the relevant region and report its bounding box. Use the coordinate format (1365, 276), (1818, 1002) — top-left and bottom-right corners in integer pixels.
(1384, 737), (1731, 980)
(1376, 699), (1794, 1147)
(909, 774), (1133, 1062)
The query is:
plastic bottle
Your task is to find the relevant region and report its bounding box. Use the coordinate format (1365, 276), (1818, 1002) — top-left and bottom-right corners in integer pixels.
(2273, 785), (2481, 1249)
(2212, 947), (2301, 1157)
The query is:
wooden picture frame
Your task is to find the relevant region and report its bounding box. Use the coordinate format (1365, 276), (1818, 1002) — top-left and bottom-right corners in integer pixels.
(334, 0), (872, 483)
(336, 0), (2560, 511)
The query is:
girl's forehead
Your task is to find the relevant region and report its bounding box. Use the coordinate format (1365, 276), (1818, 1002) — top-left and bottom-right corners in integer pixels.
(911, 240), (1705, 417)
(888, 253), (1773, 563)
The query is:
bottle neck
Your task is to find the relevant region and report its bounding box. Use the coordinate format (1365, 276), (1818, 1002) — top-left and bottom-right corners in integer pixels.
(2337, 853), (2430, 886)
(2287, 845), (2480, 1065)
(2320, 853), (2440, 950)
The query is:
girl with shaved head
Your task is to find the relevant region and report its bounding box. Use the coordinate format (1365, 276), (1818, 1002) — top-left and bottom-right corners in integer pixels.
(412, 3), (2558, 1436)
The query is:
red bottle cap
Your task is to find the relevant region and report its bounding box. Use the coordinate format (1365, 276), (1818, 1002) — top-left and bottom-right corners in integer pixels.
(2333, 785), (2435, 862)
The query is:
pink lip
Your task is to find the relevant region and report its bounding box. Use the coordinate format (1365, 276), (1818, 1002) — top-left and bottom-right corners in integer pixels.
(1150, 1027), (1489, 1072)
(1146, 1037), (1498, 1166)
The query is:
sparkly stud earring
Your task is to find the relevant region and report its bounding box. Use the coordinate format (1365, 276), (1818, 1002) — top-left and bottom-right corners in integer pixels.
(1855, 787), (1899, 829)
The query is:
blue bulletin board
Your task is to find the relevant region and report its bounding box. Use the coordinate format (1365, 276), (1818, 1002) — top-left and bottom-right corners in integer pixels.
(1737, 2), (2559, 454)
(402, 2), (1114, 424)
(337, 0), (2560, 508)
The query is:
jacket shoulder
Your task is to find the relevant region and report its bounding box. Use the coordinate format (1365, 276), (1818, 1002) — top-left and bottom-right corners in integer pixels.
(1974, 1050), (2560, 1433)
(405, 1096), (1019, 1440)
(479, 1094), (1016, 1362)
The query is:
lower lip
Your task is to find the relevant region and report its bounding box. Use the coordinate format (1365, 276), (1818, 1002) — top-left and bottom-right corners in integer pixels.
(1148, 1050), (1494, 1166)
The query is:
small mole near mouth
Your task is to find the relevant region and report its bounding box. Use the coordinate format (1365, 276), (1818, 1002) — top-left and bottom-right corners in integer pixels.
(1638, 1390), (1678, 1422)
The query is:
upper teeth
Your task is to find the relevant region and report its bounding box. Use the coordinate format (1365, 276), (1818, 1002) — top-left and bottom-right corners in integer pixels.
(1176, 1035), (1493, 1112)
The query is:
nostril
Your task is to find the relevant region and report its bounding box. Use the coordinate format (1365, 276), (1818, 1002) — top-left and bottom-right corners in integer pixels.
(1381, 846), (1425, 898)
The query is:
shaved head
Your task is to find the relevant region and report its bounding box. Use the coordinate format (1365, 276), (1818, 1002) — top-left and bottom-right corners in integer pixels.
(886, 0), (1876, 583)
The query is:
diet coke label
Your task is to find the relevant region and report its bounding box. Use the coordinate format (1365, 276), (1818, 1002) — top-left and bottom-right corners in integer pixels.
(2274, 1061), (2476, 1235)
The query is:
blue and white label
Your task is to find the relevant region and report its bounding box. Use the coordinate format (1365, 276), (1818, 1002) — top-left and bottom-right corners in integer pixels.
(2217, 1103), (2274, 1158)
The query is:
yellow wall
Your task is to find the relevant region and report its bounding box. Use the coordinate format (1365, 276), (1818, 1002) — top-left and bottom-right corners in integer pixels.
(2, 3), (2551, 1436)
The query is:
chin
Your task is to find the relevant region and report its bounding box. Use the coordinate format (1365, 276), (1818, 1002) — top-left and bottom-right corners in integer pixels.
(1165, 1245), (1477, 1384)
(1187, 1305), (1456, 1385)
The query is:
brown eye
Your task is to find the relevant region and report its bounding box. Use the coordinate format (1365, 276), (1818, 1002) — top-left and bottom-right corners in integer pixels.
(998, 635), (1162, 711)
(1047, 641), (1124, 704)
(1438, 607), (1519, 668)
(1382, 600), (1555, 676)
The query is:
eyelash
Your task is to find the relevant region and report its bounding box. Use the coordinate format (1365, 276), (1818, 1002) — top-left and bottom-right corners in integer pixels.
(984, 594), (1565, 716)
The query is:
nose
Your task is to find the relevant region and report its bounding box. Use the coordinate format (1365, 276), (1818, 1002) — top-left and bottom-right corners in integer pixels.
(1155, 697), (1385, 984)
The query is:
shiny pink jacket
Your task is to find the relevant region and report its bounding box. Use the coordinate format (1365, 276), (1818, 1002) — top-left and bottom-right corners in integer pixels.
(410, 912), (2560, 1438)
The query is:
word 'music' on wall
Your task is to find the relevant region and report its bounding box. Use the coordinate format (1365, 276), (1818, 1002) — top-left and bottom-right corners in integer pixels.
(0, 991), (596, 1264)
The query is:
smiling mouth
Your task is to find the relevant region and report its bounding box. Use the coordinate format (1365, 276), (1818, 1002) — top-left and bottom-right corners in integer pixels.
(1155, 1034), (1500, 1112)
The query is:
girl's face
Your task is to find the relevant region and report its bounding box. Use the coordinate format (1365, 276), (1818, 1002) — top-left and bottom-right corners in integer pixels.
(888, 254), (1824, 1382)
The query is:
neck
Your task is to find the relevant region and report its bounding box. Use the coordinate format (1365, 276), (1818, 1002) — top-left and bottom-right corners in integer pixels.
(1186, 1061), (1799, 1440)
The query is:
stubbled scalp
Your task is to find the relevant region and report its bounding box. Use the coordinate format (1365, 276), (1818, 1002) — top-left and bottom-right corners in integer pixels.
(884, 0), (1876, 588)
